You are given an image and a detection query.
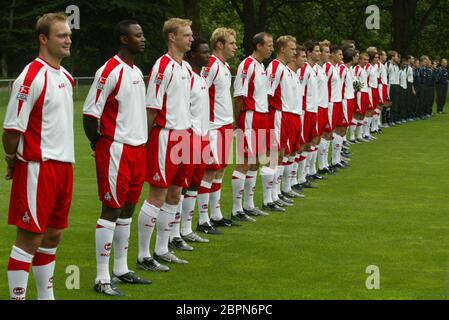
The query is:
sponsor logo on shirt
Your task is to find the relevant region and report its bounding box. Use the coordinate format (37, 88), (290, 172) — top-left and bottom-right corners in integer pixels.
(97, 77), (107, 90)
(17, 85), (30, 101)
(132, 80), (140, 85)
(154, 73), (164, 85)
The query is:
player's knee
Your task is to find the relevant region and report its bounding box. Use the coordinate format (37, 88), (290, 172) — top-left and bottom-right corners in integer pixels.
(100, 205), (122, 222)
(42, 229), (63, 248)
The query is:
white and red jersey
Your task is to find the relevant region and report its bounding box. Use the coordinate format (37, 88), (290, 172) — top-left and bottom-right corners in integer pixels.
(376, 61), (387, 86)
(290, 66), (304, 116)
(188, 65), (210, 137)
(234, 55), (269, 113)
(84, 55), (147, 146)
(204, 55), (233, 129)
(298, 62), (319, 113)
(339, 64), (355, 100)
(4, 57), (74, 163)
(365, 63), (379, 89)
(266, 59), (299, 114)
(353, 65), (369, 93)
(324, 62), (342, 103)
(146, 53), (192, 130)
(315, 63), (328, 108)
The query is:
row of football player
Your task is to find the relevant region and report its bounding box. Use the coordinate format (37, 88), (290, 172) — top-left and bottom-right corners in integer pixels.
(3, 15), (431, 300)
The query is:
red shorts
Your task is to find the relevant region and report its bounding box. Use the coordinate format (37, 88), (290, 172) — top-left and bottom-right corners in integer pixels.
(332, 101), (348, 128)
(368, 87), (380, 110)
(237, 110), (272, 158)
(303, 111), (318, 143)
(356, 92), (369, 115)
(96, 138), (145, 209)
(8, 160), (73, 234)
(186, 133), (210, 188)
(346, 98), (355, 125)
(270, 109), (301, 154)
(206, 124), (234, 170)
(292, 114), (303, 152)
(146, 127), (193, 188)
(318, 107), (332, 136)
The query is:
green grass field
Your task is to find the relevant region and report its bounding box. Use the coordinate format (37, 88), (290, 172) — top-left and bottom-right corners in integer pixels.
(0, 87), (449, 300)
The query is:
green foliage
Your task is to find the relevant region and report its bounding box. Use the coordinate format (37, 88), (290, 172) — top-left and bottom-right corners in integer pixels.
(0, 0), (447, 77)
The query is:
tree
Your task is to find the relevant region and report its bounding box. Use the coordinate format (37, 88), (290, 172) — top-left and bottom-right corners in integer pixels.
(183, 0), (203, 36)
(391, 0), (441, 54)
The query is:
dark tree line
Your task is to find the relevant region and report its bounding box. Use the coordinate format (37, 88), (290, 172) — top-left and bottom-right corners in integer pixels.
(0, 0), (448, 77)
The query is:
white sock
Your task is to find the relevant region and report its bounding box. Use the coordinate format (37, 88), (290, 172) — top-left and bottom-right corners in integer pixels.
(291, 156), (299, 186)
(170, 196), (184, 240)
(181, 190), (197, 236)
(332, 135), (343, 165)
(282, 161), (293, 193)
(95, 219), (116, 283)
(113, 218), (132, 277)
(32, 247), (57, 300)
(260, 166), (275, 205)
(8, 246), (33, 300)
(318, 140), (329, 170)
(309, 148), (318, 175)
(231, 171), (246, 215)
(305, 151), (313, 177)
(350, 124), (356, 141)
(197, 181), (212, 225)
(298, 157), (307, 184)
(371, 115), (378, 132)
(155, 203), (178, 255)
(210, 179), (223, 221)
(137, 201), (160, 261)
(271, 165), (283, 201)
(243, 171), (257, 210)
(357, 120), (364, 140)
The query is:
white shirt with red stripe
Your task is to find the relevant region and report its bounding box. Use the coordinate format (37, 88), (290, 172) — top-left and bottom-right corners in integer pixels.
(83, 55), (147, 146)
(365, 63), (379, 89)
(353, 65), (369, 93)
(324, 62), (342, 103)
(146, 53), (192, 130)
(315, 64), (329, 108)
(339, 64), (355, 100)
(376, 61), (388, 86)
(4, 57), (75, 163)
(188, 65), (210, 137)
(298, 62), (319, 113)
(234, 55), (269, 113)
(291, 67), (304, 116)
(266, 59), (299, 114)
(204, 55), (233, 129)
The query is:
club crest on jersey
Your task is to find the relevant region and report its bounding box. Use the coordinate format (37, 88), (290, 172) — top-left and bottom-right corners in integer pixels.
(154, 73), (164, 85)
(153, 172), (161, 182)
(97, 77), (107, 90)
(241, 69), (248, 79)
(104, 192), (112, 202)
(22, 211), (30, 224)
(17, 85), (30, 101)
